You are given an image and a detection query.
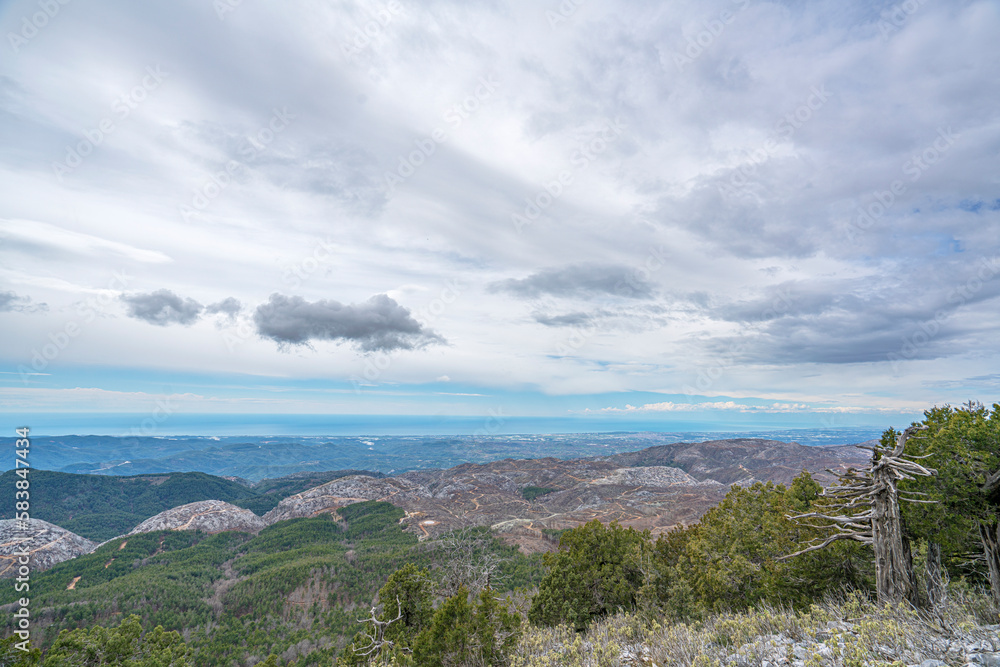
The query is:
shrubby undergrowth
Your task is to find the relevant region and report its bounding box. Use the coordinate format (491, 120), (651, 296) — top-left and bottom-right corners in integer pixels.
(511, 589), (1000, 667)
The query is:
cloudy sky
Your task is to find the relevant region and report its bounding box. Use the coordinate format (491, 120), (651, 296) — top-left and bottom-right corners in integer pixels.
(1, 0), (998, 433)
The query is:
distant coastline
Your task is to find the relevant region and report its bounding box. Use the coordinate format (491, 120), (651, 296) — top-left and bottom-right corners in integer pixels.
(0, 412), (894, 444)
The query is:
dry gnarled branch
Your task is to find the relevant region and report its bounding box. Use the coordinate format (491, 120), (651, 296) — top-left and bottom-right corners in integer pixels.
(351, 595), (408, 658)
(781, 425), (938, 605)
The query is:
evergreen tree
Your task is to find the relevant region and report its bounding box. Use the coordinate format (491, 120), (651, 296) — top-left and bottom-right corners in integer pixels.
(528, 519), (648, 630)
(377, 564), (436, 647)
(0, 635), (40, 666)
(339, 564), (436, 665)
(41, 615), (190, 666)
(654, 476), (873, 618)
(410, 587), (520, 667)
(898, 403), (1000, 602)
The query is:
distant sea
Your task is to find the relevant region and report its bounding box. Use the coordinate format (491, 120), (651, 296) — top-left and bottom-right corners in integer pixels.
(1, 413), (889, 447)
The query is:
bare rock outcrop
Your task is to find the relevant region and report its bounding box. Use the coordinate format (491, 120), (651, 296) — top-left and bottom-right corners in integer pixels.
(604, 438), (870, 485)
(129, 500), (266, 535)
(263, 475), (429, 524)
(591, 466), (716, 488)
(0, 519), (97, 577)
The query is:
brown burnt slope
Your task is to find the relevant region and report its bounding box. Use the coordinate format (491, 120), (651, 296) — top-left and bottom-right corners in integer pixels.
(602, 438), (868, 486)
(264, 439), (868, 553)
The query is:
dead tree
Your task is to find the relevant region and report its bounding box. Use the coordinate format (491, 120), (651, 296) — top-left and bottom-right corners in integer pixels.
(980, 469), (1000, 606)
(780, 425), (937, 605)
(350, 596), (407, 662)
(923, 540), (947, 608)
(436, 526), (507, 597)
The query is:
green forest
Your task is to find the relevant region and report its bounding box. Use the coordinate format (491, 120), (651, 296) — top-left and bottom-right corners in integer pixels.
(2, 403), (999, 666)
(0, 469), (384, 541)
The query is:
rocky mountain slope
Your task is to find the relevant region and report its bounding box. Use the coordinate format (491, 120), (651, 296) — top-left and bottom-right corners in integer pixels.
(0, 519), (97, 577)
(263, 439), (870, 552)
(4, 438), (873, 569)
(603, 438), (866, 485)
(127, 500), (266, 536)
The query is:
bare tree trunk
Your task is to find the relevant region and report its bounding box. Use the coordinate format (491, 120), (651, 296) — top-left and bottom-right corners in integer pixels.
(904, 537), (918, 600)
(979, 521), (1000, 607)
(924, 541), (945, 608)
(871, 453), (919, 606)
(782, 425), (935, 609)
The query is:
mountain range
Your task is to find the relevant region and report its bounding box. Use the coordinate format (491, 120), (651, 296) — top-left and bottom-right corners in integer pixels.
(0, 431), (880, 481)
(1, 437), (871, 576)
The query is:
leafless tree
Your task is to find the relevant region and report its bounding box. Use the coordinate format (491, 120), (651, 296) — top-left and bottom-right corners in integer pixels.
(350, 596), (408, 661)
(436, 526), (508, 597)
(780, 425), (937, 605)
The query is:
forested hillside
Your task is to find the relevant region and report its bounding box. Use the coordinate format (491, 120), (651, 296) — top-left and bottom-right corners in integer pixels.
(0, 469), (382, 541)
(0, 470), (256, 541)
(0, 501), (544, 665)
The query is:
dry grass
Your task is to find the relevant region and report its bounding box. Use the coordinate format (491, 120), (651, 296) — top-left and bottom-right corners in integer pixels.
(510, 588), (1000, 667)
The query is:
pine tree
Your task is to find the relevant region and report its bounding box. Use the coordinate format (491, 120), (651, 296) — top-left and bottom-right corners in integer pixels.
(41, 615), (190, 666)
(528, 519), (648, 630)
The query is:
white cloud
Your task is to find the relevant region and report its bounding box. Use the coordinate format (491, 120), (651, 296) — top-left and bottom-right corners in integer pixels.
(0, 0), (997, 418)
(595, 401), (917, 415)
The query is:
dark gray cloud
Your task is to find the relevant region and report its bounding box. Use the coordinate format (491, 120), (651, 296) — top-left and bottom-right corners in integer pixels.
(489, 264), (654, 300)
(205, 297), (242, 320)
(253, 293), (445, 352)
(698, 258), (1000, 365)
(533, 311), (593, 327)
(0, 291), (47, 313)
(530, 304), (672, 332)
(121, 290), (203, 326)
(0, 292), (16, 311)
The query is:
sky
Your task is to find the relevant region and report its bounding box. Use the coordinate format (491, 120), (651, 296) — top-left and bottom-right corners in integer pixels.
(0, 0), (998, 435)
